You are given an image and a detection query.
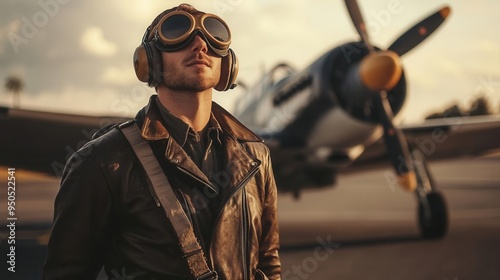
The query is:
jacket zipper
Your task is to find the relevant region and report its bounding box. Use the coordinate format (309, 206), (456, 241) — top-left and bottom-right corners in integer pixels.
(209, 162), (261, 274)
(241, 189), (250, 280)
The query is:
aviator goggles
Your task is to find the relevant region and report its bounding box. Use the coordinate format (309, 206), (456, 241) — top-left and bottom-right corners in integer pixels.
(150, 11), (232, 57)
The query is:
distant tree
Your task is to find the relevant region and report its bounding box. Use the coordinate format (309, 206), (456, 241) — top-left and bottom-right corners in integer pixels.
(424, 94), (498, 120)
(425, 112), (444, 120)
(443, 104), (466, 118)
(468, 95), (491, 116)
(5, 76), (23, 108)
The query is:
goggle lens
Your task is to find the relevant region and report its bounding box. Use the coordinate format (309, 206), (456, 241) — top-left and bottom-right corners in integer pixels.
(161, 14), (191, 39)
(154, 12), (231, 56)
(203, 17), (230, 43)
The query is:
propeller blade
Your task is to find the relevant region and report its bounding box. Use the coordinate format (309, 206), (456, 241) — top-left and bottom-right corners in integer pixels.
(344, 0), (373, 50)
(388, 6), (451, 56)
(375, 92), (417, 191)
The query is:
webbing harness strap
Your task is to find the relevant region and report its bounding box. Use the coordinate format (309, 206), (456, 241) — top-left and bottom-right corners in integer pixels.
(120, 122), (217, 280)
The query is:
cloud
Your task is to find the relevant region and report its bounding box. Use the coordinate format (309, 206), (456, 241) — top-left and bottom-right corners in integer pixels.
(0, 20), (22, 55)
(80, 26), (117, 57)
(101, 66), (136, 86)
(108, 0), (164, 23)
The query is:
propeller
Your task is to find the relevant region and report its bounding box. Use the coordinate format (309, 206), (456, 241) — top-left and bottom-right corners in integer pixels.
(343, 0), (451, 191)
(344, 0), (373, 51)
(388, 6), (451, 56)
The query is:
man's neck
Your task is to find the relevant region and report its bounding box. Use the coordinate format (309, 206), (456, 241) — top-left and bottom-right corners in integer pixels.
(157, 87), (213, 132)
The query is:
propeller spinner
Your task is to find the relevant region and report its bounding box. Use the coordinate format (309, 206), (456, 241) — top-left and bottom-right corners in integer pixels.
(344, 0), (451, 191)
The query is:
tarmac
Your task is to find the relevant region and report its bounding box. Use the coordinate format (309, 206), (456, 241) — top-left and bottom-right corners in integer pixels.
(278, 152), (500, 279)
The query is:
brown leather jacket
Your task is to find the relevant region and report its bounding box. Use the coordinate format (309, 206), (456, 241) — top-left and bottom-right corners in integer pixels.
(43, 96), (281, 280)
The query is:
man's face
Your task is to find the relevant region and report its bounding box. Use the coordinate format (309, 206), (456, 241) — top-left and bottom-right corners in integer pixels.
(160, 34), (222, 92)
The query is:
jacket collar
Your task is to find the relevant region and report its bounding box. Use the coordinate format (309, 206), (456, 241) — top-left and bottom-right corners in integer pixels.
(140, 95), (262, 143)
(155, 97), (223, 147)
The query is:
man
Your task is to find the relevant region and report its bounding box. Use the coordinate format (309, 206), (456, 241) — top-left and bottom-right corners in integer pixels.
(43, 3), (281, 280)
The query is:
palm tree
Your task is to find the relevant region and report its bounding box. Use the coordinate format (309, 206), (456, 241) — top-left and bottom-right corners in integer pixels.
(5, 76), (23, 108)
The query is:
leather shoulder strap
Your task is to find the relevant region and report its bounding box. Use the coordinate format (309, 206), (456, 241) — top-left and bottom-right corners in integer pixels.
(120, 121), (218, 280)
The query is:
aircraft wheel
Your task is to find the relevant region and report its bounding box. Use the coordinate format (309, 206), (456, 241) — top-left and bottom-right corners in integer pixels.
(418, 192), (448, 239)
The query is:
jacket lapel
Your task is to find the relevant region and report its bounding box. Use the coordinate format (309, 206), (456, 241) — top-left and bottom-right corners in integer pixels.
(138, 95), (263, 196)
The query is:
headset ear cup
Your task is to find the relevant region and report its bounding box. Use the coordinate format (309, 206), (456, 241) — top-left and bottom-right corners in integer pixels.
(133, 41), (163, 87)
(133, 45), (149, 83)
(215, 49), (238, 91)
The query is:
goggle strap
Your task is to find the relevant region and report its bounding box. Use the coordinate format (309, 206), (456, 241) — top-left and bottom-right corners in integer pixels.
(142, 26), (152, 44)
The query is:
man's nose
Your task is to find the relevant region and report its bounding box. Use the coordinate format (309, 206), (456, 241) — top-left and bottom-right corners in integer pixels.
(190, 33), (208, 54)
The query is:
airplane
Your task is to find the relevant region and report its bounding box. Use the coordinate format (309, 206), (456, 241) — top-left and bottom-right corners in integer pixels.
(232, 0), (500, 239)
(1, 0), (500, 242)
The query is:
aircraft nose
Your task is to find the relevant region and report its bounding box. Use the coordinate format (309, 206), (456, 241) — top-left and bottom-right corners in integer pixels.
(359, 51), (402, 91)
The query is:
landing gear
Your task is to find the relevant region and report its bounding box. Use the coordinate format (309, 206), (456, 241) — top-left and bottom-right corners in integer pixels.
(418, 192), (448, 239)
(412, 150), (448, 239)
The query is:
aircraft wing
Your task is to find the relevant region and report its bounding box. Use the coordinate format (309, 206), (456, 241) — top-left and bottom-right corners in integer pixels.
(0, 106), (128, 176)
(350, 115), (500, 169)
(2, 104), (499, 176)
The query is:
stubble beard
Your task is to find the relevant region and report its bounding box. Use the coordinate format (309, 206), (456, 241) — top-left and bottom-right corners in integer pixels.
(161, 61), (219, 92)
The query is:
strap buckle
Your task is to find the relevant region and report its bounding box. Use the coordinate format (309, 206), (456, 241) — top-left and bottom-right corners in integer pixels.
(196, 270), (218, 280)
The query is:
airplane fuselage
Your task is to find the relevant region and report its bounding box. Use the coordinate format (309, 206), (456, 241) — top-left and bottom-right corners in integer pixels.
(235, 42), (407, 175)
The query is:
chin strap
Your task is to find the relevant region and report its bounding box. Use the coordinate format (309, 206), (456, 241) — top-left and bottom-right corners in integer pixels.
(120, 121), (218, 280)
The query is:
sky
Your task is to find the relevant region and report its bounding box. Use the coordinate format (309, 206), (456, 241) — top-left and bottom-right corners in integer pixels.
(0, 0), (499, 123)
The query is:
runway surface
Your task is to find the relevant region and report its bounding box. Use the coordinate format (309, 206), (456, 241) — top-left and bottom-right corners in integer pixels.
(278, 153), (500, 279)
(1, 153), (499, 279)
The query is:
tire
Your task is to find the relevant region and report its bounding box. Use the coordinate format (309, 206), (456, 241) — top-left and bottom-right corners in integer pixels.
(418, 192), (448, 239)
